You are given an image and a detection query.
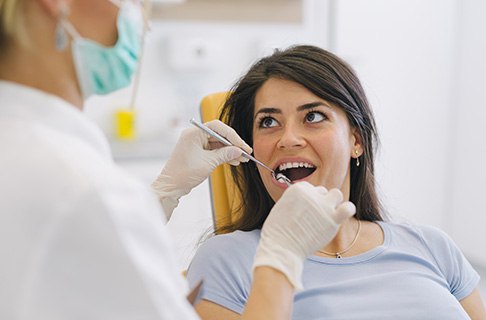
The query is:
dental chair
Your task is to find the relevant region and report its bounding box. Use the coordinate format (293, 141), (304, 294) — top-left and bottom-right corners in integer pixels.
(199, 92), (242, 234)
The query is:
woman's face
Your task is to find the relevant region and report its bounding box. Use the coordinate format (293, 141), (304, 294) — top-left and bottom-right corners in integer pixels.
(252, 77), (360, 202)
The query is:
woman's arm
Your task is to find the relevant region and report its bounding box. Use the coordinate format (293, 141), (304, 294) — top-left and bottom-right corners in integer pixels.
(195, 301), (239, 320)
(241, 266), (294, 319)
(194, 266), (294, 320)
(460, 288), (486, 320)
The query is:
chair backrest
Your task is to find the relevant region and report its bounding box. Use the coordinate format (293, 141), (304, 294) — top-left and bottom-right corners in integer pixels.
(199, 92), (242, 234)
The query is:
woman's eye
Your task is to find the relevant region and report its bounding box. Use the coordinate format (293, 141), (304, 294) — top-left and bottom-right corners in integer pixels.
(259, 117), (278, 128)
(305, 111), (325, 123)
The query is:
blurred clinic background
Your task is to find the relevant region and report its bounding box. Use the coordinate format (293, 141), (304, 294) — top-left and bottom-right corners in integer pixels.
(83, 0), (486, 290)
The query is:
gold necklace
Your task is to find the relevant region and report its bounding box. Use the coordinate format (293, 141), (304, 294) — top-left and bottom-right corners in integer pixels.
(318, 219), (362, 258)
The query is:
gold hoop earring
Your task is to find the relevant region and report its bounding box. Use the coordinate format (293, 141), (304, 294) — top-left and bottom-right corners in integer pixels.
(355, 150), (360, 167)
(55, 4), (69, 51)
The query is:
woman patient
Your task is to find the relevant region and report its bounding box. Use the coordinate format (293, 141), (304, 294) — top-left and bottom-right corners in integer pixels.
(186, 45), (486, 319)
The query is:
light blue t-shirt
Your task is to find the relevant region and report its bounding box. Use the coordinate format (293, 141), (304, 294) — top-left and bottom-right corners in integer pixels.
(186, 221), (480, 319)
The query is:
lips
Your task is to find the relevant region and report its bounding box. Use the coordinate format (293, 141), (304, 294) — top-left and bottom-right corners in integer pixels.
(274, 160), (316, 182)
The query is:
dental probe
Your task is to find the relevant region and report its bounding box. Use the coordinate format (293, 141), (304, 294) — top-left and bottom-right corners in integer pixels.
(189, 119), (292, 186)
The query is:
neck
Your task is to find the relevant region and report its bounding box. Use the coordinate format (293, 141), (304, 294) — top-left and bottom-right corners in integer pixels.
(0, 2), (83, 109)
(0, 47), (82, 109)
(320, 217), (360, 256)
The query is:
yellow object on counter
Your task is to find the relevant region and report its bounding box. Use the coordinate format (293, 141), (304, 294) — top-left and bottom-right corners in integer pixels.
(115, 108), (136, 140)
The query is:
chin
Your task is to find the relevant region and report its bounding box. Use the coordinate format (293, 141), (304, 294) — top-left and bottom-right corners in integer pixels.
(264, 183), (283, 202)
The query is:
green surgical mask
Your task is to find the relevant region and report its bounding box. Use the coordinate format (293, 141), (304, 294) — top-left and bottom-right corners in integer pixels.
(64, 1), (145, 98)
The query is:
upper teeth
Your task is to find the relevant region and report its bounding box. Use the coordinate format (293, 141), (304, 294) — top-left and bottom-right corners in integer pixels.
(278, 162), (315, 172)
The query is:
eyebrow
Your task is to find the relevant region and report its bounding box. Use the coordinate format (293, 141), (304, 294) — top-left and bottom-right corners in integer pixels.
(254, 101), (330, 120)
(297, 101), (329, 111)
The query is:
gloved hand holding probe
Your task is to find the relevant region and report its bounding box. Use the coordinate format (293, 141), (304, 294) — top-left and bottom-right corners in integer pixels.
(152, 120), (252, 220)
(253, 182), (356, 290)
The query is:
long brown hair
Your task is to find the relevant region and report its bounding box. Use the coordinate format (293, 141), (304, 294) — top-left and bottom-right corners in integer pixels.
(219, 45), (384, 233)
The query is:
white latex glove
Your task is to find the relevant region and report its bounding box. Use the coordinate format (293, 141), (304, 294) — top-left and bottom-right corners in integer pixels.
(253, 181), (356, 290)
(152, 120), (252, 220)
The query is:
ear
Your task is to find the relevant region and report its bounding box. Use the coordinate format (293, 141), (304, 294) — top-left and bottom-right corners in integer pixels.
(350, 127), (363, 158)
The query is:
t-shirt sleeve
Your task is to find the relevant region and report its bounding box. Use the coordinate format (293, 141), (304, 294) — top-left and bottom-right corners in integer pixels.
(418, 225), (480, 301)
(186, 232), (258, 314)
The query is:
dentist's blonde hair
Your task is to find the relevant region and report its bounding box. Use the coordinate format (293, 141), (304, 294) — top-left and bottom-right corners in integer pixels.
(0, 0), (26, 50)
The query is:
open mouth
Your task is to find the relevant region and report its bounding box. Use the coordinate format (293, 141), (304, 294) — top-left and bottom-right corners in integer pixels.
(275, 162), (316, 182)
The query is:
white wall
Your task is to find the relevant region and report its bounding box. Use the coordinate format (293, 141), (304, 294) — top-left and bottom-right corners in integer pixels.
(332, 0), (457, 231)
(450, 0), (486, 266)
(330, 0), (485, 266)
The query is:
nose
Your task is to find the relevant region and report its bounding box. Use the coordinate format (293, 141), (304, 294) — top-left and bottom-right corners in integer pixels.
(276, 123), (306, 150)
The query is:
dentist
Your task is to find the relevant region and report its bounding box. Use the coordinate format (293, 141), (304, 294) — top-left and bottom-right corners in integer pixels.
(0, 0), (355, 319)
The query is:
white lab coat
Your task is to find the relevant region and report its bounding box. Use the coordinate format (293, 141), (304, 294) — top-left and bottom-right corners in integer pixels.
(0, 81), (199, 320)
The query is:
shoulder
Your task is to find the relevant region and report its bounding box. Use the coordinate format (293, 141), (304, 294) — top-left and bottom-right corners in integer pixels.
(187, 230), (260, 281)
(186, 230), (260, 313)
(190, 230), (261, 268)
(382, 221), (471, 272)
(383, 221), (455, 249)
(1, 117), (165, 229)
(200, 229), (261, 252)
(3, 115), (157, 206)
